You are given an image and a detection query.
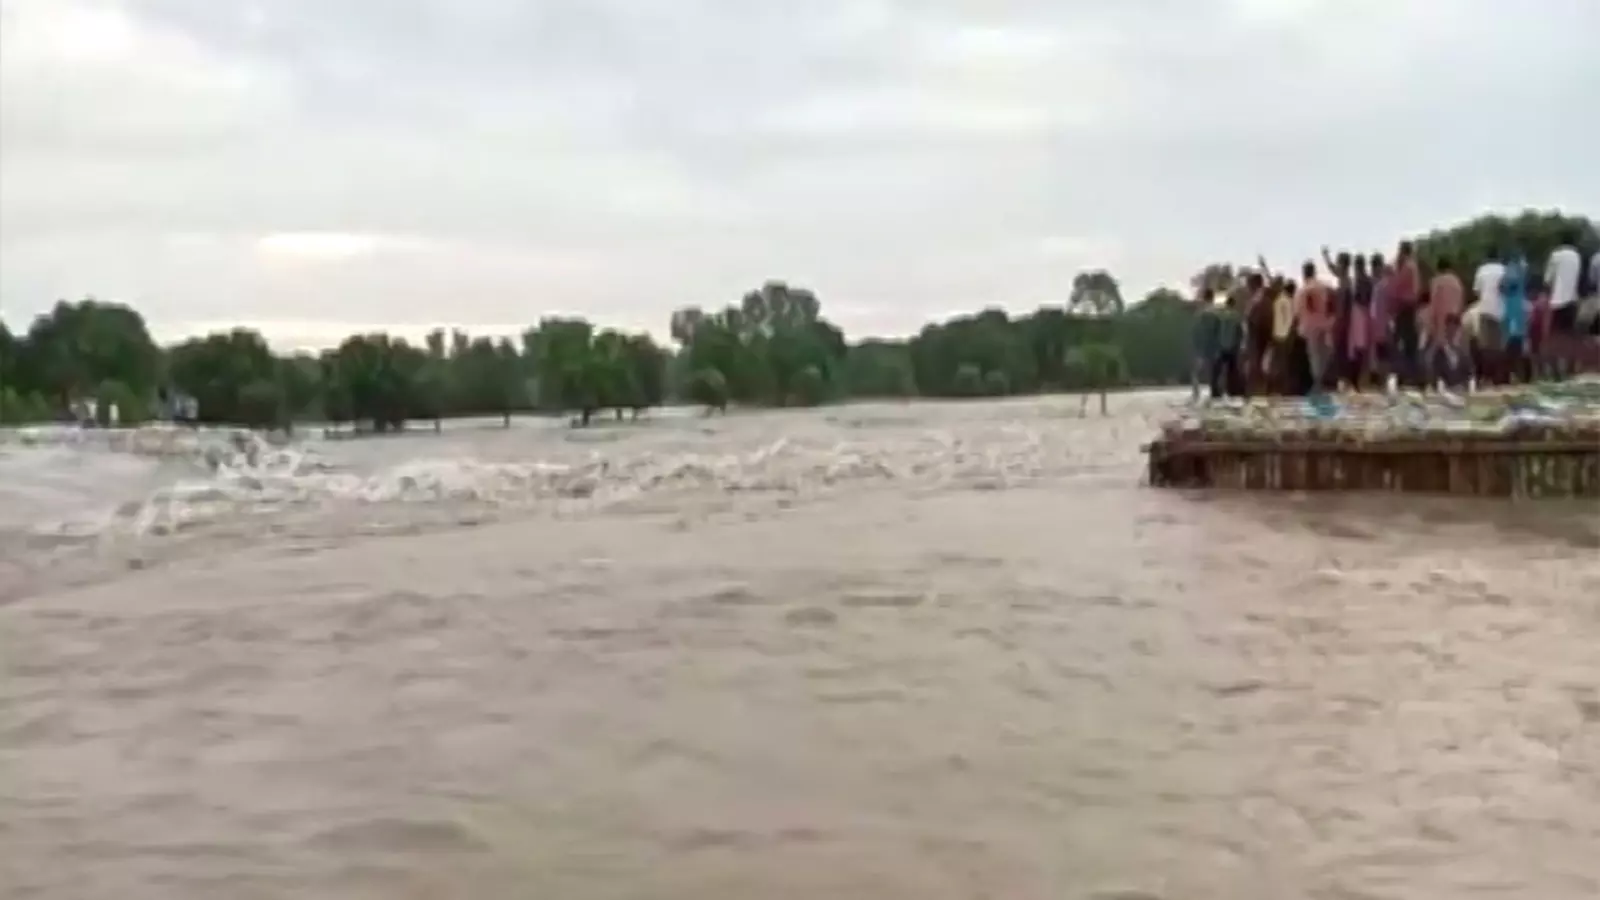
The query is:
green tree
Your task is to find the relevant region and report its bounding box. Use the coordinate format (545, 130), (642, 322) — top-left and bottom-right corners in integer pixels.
(0, 320), (50, 423)
(843, 339), (916, 398)
(587, 329), (633, 422)
(92, 380), (142, 426)
(1189, 262), (1238, 296)
(1409, 210), (1598, 281)
(277, 353), (324, 423)
(453, 335), (525, 426)
(0, 387), (51, 424)
(1112, 289), (1197, 386)
(166, 329), (285, 428)
(620, 333), (668, 418)
(322, 333), (427, 432)
(909, 308), (1034, 398)
(951, 363), (983, 397)
(12, 299), (162, 409)
(686, 368), (729, 413)
(1069, 269), (1125, 317)
(671, 280), (847, 407)
(528, 317), (597, 421)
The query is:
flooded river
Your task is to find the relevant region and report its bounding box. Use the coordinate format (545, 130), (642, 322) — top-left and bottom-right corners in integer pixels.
(3, 393), (1599, 899)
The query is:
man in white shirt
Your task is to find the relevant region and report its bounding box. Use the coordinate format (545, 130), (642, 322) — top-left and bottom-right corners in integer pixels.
(1466, 252), (1506, 377)
(1472, 255), (1504, 317)
(1544, 228), (1583, 333)
(1470, 253), (1505, 324)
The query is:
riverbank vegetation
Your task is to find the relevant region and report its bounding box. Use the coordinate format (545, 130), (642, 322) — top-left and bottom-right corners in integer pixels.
(1, 211), (1590, 431)
(0, 276), (1181, 431)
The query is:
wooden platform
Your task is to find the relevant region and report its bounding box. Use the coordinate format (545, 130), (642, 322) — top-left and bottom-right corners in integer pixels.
(1146, 430), (1600, 498)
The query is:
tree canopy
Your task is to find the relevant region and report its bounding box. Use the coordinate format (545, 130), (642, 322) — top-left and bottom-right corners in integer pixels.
(2, 210), (1591, 429)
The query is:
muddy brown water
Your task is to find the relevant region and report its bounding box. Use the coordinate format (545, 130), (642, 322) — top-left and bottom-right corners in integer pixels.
(3, 394), (1599, 899)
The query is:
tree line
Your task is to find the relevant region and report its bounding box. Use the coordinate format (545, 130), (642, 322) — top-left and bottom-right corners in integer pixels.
(1, 211), (1590, 431)
(0, 276), (1182, 431)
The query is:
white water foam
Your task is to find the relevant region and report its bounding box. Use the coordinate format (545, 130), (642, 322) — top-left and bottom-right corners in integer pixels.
(0, 425), (318, 541)
(1, 398), (1168, 549)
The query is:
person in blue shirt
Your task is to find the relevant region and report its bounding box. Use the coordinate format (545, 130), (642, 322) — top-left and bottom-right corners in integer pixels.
(1500, 249), (1531, 383)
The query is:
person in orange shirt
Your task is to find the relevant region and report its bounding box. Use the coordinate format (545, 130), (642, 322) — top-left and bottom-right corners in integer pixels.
(1425, 256), (1465, 388)
(1427, 257), (1466, 332)
(1295, 260), (1333, 393)
(1390, 241), (1423, 387)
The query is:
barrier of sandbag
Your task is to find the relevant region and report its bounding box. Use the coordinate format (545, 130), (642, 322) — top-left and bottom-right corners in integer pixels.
(1145, 379), (1600, 498)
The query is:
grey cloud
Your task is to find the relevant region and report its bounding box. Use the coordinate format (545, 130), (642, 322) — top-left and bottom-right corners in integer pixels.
(2, 0), (1596, 344)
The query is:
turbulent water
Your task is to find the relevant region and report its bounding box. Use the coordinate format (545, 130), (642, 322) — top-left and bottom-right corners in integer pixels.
(4, 393), (1599, 900)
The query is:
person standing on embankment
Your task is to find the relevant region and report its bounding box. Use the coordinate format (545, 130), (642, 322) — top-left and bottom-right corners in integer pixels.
(1190, 286), (1221, 403)
(1295, 261), (1334, 394)
(1272, 277), (1297, 394)
(1470, 248), (1506, 381)
(1500, 249), (1532, 383)
(1390, 241), (1424, 387)
(1243, 271), (1275, 396)
(1212, 289), (1245, 399)
(1321, 247), (1354, 388)
(1345, 254), (1374, 389)
(1425, 256), (1465, 389)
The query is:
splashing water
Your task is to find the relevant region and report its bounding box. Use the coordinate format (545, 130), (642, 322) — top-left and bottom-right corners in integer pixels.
(0, 401), (1150, 557)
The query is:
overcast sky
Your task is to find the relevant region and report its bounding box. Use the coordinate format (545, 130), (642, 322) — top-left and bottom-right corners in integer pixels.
(2, 0), (1596, 349)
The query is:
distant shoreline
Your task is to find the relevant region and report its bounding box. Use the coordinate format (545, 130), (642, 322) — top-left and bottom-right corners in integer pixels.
(0, 387), (1193, 440)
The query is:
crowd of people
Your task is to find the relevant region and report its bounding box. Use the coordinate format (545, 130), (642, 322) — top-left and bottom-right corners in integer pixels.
(1191, 226), (1600, 401)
